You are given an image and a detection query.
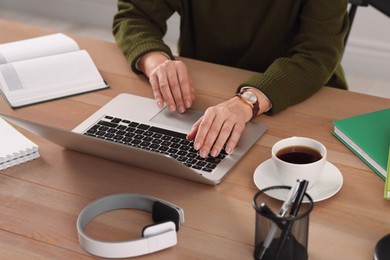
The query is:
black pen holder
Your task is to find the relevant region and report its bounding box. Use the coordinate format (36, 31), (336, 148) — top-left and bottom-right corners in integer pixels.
(252, 185), (314, 260)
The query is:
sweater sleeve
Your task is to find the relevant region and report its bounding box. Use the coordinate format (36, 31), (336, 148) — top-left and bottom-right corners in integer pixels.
(112, 0), (176, 73)
(239, 0), (349, 114)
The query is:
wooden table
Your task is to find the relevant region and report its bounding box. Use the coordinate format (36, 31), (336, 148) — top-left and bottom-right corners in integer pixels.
(1, 19), (389, 260)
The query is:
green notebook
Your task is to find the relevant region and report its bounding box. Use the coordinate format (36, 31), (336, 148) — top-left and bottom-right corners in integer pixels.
(332, 108), (390, 180)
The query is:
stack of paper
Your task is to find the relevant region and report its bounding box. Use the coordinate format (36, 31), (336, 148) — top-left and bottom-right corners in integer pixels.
(0, 116), (40, 170)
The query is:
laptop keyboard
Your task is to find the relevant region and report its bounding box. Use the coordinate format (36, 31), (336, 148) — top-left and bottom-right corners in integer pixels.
(83, 115), (228, 173)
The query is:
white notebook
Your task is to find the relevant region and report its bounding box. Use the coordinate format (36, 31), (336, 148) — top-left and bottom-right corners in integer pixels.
(0, 33), (109, 108)
(0, 116), (40, 170)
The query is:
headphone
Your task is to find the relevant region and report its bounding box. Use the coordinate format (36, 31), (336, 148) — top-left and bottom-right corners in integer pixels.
(77, 193), (185, 258)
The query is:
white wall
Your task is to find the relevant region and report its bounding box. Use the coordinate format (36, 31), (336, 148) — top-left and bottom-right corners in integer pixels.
(0, 0), (179, 52)
(342, 5), (390, 80)
(0, 0), (117, 28)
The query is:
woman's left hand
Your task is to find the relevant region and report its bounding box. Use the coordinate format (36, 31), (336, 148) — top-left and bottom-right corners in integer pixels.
(186, 96), (253, 158)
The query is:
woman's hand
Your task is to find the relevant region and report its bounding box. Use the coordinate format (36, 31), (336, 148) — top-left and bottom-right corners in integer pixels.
(186, 96), (253, 158)
(140, 52), (270, 159)
(139, 52), (196, 113)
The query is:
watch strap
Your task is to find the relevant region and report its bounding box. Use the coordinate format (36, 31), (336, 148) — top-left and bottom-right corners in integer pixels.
(235, 90), (260, 120)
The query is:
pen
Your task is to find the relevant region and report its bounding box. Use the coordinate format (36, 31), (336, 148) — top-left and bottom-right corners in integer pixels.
(256, 180), (301, 260)
(275, 180), (309, 259)
(259, 202), (284, 230)
(289, 180), (309, 216)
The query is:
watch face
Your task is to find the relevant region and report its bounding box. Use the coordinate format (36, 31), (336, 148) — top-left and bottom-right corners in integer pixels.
(242, 91), (257, 105)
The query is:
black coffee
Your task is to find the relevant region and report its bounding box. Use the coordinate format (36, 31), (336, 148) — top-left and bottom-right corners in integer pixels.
(276, 146), (322, 164)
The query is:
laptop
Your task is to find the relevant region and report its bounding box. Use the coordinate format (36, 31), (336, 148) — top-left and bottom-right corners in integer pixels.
(1, 93), (267, 185)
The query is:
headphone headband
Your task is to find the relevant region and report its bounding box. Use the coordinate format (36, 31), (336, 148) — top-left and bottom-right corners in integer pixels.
(77, 193), (184, 258)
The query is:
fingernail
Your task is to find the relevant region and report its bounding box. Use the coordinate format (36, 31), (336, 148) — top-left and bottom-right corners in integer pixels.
(200, 149), (208, 158)
(211, 148), (219, 157)
(194, 142), (201, 150)
(225, 145), (233, 154)
(168, 105), (176, 111)
(178, 105), (185, 113)
(157, 101), (164, 109)
(185, 100), (191, 108)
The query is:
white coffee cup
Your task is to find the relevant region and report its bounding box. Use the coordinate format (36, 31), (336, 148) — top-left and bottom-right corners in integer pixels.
(271, 136), (327, 190)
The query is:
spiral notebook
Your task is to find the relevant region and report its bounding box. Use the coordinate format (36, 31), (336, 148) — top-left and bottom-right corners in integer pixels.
(0, 116), (40, 170)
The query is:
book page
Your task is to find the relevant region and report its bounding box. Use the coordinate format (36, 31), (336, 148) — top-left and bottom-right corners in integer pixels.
(0, 33), (79, 64)
(0, 50), (107, 107)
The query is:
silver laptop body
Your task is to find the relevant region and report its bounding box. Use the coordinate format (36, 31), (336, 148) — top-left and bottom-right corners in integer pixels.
(2, 93), (267, 185)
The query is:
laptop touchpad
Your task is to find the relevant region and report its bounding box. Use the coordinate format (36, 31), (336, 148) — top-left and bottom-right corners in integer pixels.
(150, 107), (203, 131)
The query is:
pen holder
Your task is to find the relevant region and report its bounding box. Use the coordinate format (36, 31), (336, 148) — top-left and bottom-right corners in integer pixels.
(252, 185), (314, 260)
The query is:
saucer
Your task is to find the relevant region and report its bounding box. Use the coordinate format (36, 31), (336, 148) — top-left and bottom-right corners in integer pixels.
(253, 159), (343, 202)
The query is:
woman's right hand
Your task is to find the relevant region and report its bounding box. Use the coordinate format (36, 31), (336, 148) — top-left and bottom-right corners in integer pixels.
(139, 51), (196, 113)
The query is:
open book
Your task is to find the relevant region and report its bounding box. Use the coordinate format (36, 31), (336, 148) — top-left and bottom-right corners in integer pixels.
(0, 33), (109, 108)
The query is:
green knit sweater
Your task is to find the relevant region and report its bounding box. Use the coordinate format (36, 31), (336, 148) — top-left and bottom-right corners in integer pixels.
(113, 0), (349, 114)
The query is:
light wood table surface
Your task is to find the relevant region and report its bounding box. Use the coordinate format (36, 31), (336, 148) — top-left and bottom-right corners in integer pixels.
(1, 19), (390, 260)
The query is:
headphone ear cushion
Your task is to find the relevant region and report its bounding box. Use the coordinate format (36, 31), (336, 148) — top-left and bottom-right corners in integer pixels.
(152, 201), (180, 231)
(142, 221), (176, 238)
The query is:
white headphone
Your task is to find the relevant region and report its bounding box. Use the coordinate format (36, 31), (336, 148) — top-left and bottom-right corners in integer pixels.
(77, 193), (185, 258)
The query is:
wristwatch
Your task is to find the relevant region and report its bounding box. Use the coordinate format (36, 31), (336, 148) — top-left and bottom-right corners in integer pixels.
(235, 87), (260, 120)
